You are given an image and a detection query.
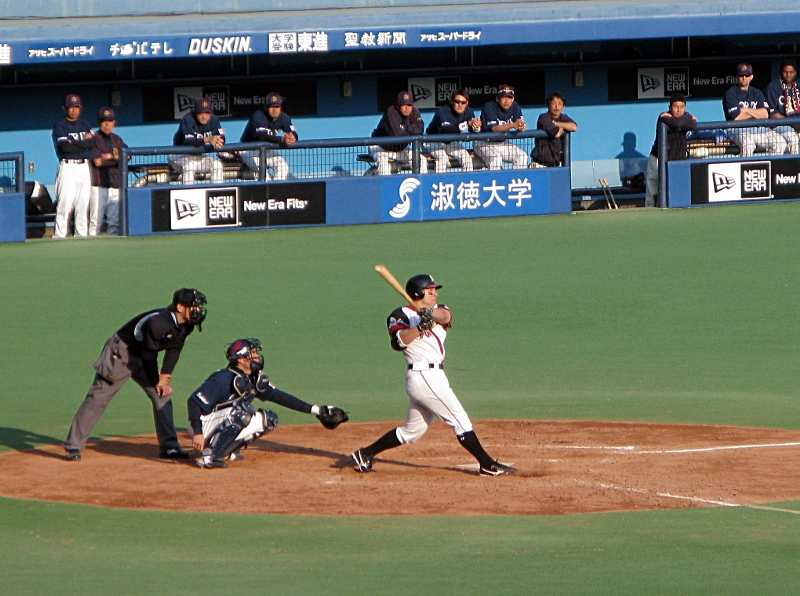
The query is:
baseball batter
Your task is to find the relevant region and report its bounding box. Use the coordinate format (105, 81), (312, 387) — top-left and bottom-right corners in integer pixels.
(89, 107), (128, 235)
(723, 63), (787, 157)
(352, 274), (515, 476)
(474, 84), (528, 170)
(188, 338), (348, 469)
(52, 93), (96, 238)
(239, 92), (298, 180)
(63, 288), (207, 461)
(170, 98), (226, 184)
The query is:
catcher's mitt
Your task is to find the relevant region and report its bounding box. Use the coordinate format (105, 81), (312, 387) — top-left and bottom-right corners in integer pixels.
(316, 406), (349, 430)
(417, 307), (434, 331)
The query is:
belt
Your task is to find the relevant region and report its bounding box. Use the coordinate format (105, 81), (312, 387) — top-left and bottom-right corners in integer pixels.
(408, 363), (444, 371)
(62, 159), (86, 164)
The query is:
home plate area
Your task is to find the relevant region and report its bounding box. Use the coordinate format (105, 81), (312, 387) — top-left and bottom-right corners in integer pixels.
(2, 420), (800, 516)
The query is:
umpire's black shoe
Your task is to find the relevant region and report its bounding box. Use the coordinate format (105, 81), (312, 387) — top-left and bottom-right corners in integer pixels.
(159, 447), (190, 460)
(479, 461), (516, 476)
(65, 449), (81, 461)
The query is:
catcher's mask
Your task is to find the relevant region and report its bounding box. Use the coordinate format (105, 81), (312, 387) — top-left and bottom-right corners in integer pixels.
(226, 338), (264, 373)
(405, 274), (442, 300)
(172, 288), (208, 331)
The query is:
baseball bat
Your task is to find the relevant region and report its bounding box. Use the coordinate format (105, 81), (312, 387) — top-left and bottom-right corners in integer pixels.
(374, 264), (416, 306)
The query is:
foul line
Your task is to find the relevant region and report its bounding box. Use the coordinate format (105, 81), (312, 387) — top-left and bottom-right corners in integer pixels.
(636, 441), (800, 454)
(597, 483), (800, 515)
(540, 441), (800, 454)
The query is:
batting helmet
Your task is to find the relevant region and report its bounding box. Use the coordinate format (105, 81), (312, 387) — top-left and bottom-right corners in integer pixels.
(226, 338), (264, 373)
(405, 274), (442, 300)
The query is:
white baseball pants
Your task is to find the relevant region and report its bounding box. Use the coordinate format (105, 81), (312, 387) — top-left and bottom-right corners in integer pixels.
(54, 161), (92, 238)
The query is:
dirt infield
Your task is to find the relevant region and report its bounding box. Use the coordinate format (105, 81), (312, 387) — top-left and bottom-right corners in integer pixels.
(3, 420), (800, 516)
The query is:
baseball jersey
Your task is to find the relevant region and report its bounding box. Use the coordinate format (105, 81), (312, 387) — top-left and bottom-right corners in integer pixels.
(387, 305), (452, 366)
(240, 109), (298, 144)
(480, 100), (524, 140)
(723, 86), (770, 120)
(173, 113), (226, 146)
(648, 112), (697, 159)
(116, 308), (197, 386)
(187, 366), (312, 434)
(426, 104), (477, 135)
(532, 111), (576, 166)
(764, 78), (800, 116)
(52, 118), (95, 160)
(372, 105), (425, 152)
(90, 131), (128, 188)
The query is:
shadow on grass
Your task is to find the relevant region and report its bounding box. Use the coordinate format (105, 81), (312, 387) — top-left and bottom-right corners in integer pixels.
(0, 427), (62, 452)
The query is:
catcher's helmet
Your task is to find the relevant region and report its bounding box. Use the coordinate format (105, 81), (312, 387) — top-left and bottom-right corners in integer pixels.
(405, 274), (442, 300)
(226, 338), (264, 373)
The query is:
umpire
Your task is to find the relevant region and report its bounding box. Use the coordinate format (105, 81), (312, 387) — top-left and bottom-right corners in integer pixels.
(63, 288), (207, 461)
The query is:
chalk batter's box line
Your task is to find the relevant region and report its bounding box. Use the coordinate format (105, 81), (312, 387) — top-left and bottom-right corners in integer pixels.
(596, 483), (800, 515)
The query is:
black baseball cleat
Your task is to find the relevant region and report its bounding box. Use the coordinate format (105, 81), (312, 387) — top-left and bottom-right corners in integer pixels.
(159, 448), (190, 460)
(351, 448), (374, 473)
(479, 461), (516, 476)
(65, 449), (81, 461)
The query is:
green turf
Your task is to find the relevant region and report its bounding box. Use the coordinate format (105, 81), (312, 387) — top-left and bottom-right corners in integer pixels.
(3, 497), (799, 595)
(2, 203), (800, 593)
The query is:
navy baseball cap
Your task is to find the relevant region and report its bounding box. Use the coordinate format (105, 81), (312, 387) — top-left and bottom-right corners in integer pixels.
(265, 92), (283, 107)
(396, 91), (414, 106)
(737, 63), (753, 76)
(497, 84), (515, 98)
(194, 98), (213, 114)
(64, 94), (82, 108)
(97, 107), (116, 122)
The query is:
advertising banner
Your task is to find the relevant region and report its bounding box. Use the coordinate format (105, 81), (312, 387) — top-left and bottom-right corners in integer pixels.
(380, 169), (558, 223)
(689, 158), (800, 204)
(151, 182), (326, 232)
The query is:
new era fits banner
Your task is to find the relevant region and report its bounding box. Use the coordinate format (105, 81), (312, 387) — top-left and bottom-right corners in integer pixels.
(151, 182), (326, 231)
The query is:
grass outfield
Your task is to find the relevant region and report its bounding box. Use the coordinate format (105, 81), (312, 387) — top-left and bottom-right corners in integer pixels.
(1, 203), (799, 593)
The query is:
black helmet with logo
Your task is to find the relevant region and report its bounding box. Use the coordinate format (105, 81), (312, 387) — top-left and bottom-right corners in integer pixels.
(405, 274), (442, 300)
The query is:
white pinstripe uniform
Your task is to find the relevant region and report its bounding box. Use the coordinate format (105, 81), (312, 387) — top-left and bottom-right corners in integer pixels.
(389, 305), (473, 443)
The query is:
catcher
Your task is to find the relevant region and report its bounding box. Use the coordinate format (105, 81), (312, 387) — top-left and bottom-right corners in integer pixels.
(187, 337), (348, 469)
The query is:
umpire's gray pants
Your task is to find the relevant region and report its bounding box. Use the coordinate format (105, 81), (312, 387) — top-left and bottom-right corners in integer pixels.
(64, 334), (181, 453)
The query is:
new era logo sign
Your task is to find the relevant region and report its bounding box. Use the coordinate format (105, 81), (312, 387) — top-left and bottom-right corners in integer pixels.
(175, 198), (201, 219)
(704, 161), (771, 203)
(410, 84), (431, 101)
(640, 74), (661, 92)
(176, 94), (196, 112)
(712, 172), (736, 192)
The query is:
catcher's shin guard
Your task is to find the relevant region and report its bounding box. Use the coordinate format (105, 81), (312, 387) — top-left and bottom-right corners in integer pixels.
(237, 409), (279, 446)
(209, 422), (246, 459)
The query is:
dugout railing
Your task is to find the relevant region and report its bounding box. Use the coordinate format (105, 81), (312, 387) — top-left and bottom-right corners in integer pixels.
(0, 152), (25, 242)
(656, 115), (800, 208)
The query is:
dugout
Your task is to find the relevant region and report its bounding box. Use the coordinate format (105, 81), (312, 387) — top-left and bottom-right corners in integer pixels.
(1, 1), (799, 214)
